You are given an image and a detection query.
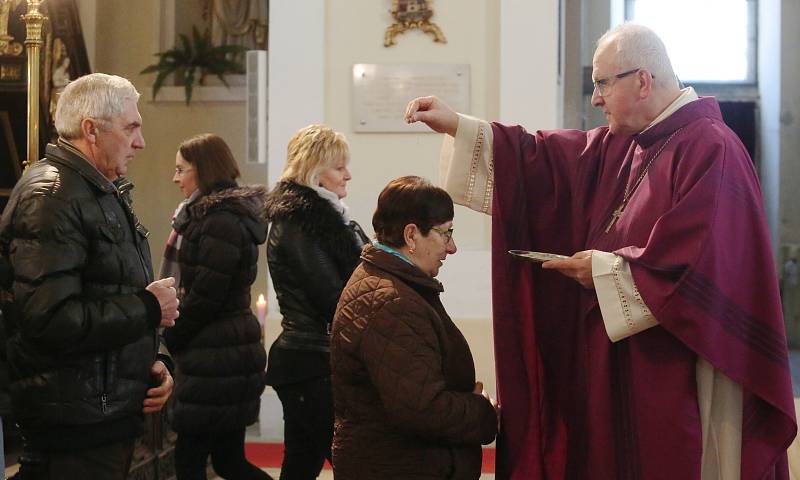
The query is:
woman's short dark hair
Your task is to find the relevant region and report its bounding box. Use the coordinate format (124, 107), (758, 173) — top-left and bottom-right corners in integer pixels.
(178, 133), (241, 194)
(373, 176), (454, 248)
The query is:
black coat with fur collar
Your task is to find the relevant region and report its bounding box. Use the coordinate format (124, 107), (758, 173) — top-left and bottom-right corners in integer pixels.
(264, 181), (369, 386)
(163, 182), (268, 434)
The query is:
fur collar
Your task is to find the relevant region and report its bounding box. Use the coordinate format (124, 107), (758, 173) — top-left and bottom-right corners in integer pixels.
(266, 181), (365, 273)
(180, 185), (269, 243)
(266, 181), (346, 230)
(190, 184), (268, 222)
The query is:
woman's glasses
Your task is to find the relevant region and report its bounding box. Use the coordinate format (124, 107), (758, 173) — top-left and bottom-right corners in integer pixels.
(431, 226), (454, 243)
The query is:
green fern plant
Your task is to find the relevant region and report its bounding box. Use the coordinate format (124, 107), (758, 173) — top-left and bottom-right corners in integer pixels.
(140, 26), (247, 105)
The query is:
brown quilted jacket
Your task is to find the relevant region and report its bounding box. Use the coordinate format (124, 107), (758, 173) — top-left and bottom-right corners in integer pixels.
(331, 245), (497, 480)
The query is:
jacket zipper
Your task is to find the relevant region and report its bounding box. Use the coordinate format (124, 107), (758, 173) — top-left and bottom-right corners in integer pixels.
(116, 190), (152, 284)
(100, 353), (110, 414)
(114, 189), (159, 353)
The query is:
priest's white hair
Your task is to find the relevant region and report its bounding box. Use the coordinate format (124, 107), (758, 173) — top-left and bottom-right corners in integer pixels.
(597, 23), (679, 90)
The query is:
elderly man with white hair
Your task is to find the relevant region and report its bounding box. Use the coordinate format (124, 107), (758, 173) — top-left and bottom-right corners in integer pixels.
(0, 73), (179, 480)
(406, 23), (796, 480)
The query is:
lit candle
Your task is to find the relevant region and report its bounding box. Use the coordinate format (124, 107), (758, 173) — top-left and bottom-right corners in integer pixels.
(256, 294), (267, 326)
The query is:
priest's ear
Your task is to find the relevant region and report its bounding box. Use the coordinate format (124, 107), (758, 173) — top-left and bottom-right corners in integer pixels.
(637, 69), (655, 99)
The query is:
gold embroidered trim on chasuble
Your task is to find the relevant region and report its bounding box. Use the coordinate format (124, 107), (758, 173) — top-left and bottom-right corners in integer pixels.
(465, 124), (483, 208)
(482, 137), (494, 214)
(611, 256), (634, 330)
(631, 274), (654, 323)
(611, 255), (655, 333)
(464, 123), (493, 214)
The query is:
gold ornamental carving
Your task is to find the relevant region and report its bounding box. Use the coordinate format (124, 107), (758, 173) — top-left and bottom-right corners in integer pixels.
(384, 0), (446, 48)
(0, 62), (21, 80)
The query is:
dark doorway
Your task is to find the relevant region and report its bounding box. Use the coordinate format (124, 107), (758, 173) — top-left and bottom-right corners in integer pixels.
(717, 100), (757, 163)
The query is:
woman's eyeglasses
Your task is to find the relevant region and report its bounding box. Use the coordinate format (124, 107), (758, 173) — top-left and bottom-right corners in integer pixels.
(431, 226), (454, 243)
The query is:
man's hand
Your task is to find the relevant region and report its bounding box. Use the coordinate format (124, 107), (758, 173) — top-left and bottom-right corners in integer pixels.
(143, 360), (173, 414)
(474, 381), (501, 430)
(146, 277), (179, 327)
(404, 96), (459, 136)
(542, 250), (595, 289)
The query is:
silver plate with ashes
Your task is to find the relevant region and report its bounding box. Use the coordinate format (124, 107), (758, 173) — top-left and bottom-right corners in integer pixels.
(508, 250), (570, 263)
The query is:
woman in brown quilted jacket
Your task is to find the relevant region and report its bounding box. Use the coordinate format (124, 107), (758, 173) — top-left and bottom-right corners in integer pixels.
(331, 176), (499, 480)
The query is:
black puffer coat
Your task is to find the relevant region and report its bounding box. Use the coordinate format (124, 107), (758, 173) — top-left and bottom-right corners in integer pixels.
(0, 309), (11, 422)
(0, 142), (162, 451)
(164, 183), (268, 434)
(264, 181), (369, 387)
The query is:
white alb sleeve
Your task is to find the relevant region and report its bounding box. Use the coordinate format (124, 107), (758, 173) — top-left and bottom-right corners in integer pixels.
(591, 250), (658, 342)
(439, 113), (495, 215)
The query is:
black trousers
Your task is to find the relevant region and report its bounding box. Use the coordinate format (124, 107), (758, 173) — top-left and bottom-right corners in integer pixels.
(174, 428), (271, 480)
(13, 439), (134, 480)
(274, 376), (333, 480)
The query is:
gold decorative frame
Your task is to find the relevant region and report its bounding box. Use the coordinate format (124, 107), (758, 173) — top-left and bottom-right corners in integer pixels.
(0, 0), (24, 57)
(384, 0), (446, 47)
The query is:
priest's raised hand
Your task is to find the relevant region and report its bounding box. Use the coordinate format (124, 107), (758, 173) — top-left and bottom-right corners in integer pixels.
(405, 95), (459, 136)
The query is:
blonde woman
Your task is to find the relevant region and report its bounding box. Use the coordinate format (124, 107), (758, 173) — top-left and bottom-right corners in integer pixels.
(264, 125), (369, 479)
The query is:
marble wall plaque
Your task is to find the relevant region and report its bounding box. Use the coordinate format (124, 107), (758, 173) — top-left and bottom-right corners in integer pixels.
(352, 63), (470, 133)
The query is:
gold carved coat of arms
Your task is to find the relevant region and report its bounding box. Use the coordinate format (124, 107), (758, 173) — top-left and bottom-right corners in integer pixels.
(384, 0), (446, 47)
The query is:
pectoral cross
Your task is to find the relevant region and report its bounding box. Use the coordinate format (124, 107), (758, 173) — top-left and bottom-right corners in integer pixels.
(605, 205), (624, 233)
(602, 128), (684, 235)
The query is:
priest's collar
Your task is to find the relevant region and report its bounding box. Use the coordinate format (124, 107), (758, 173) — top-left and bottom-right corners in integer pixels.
(641, 87), (698, 133)
(633, 89), (724, 148)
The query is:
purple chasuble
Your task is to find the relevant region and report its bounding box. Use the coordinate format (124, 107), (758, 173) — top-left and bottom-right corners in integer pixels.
(490, 97), (796, 480)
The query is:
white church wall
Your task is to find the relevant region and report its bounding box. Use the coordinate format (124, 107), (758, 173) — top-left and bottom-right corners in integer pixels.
(499, 0), (561, 130)
(759, 0), (781, 263)
(779, 0), (800, 248)
(267, 0), (325, 188)
(325, 0), (497, 254)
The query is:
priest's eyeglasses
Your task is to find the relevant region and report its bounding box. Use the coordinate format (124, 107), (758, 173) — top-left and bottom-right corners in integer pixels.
(431, 226), (454, 244)
(593, 68), (644, 97)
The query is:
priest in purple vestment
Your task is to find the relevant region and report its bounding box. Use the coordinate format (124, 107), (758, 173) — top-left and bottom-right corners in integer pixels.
(405, 23), (796, 480)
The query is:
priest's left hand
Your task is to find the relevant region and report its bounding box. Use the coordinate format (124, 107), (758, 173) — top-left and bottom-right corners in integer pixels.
(143, 360), (174, 413)
(542, 250), (595, 289)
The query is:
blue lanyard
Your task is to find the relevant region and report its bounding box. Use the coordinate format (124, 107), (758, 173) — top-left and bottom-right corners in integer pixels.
(372, 241), (414, 266)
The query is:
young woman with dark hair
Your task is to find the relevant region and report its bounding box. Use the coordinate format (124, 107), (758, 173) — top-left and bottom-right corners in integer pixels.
(163, 133), (270, 480)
